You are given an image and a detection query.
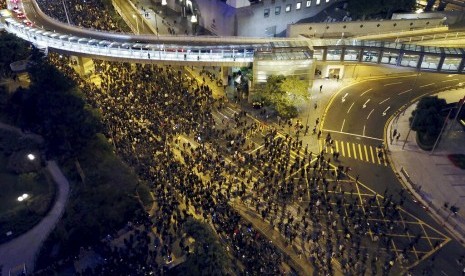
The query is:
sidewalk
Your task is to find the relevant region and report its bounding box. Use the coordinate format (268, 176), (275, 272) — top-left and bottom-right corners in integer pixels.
(387, 89), (465, 245)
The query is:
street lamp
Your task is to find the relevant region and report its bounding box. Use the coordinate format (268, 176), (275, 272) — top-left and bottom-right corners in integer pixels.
(27, 153), (35, 161)
(162, 0), (167, 15)
(17, 193), (29, 202)
(132, 14), (139, 35)
(191, 14), (197, 34)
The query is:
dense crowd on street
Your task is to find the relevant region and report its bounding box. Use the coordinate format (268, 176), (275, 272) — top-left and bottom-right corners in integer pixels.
(41, 54), (286, 274)
(36, 0), (125, 31)
(42, 52), (437, 275)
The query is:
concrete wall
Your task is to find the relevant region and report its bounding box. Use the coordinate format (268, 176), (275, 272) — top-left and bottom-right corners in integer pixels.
(392, 11), (465, 25)
(287, 18), (446, 38)
(194, 0), (338, 36)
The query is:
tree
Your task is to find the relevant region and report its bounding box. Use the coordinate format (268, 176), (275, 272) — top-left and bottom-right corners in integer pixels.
(255, 75), (307, 119)
(173, 218), (232, 275)
(0, 33), (30, 77)
(410, 96), (447, 147)
(15, 60), (102, 157)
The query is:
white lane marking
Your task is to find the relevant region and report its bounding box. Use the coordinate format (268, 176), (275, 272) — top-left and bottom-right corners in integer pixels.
(363, 125), (366, 136)
(360, 88), (372, 97)
(441, 79), (459, 82)
(382, 106), (391, 116)
(321, 128), (383, 141)
(379, 97), (390, 105)
(340, 119), (345, 132)
(367, 109), (375, 119)
(217, 111), (230, 119)
(420, 83), (434, 88)
(347, 102), (355, 113)
(398, 89), (412, 95)
(384, 81), (403, 86)
(363, 99), (370, 108)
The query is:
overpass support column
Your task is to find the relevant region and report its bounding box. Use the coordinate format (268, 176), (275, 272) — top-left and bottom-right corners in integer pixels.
(397, 51), (404, 66)
(340, 48), (345, 62)
(416, 53), (425, 70)
(377, 49), (383, 64)
(357, 48), (363, 62)
(437, 55), (445, 72)
(221, 66), (230, 87)
(73, 56), (93, 77)
(322, 48), (328, 61)
(458, 56), (465, 73)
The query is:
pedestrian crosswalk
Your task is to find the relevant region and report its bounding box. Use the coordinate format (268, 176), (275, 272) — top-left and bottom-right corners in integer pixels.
(319, 139), (388, 166)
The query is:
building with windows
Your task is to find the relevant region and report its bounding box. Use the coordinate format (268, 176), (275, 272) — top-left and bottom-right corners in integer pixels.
(187, 0), (340, 37)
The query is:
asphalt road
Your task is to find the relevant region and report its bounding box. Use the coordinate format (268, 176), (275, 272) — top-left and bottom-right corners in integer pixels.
(321, 73), (465, 275)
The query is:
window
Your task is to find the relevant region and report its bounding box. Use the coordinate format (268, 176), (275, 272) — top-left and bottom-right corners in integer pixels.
(296, 2), (301, 9)
(285, 4), (291, 12)
(264, 8), (270, 17)
(306, 0), (311, 7)
(275, 6), (281, 15)
(316, 0), (320, 4)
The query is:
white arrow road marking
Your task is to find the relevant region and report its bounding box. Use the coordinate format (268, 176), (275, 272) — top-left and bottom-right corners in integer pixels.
(340, 119), (345, 132)
(382, 106), (391, 116)
(360, 88), (372, 97)
(347, 102), (355, 113)
(367, 109), (374, 119)
(342, 93), (348, 102)
(398, 89), (412, 95)
(379, 97), (390, 104)
(363, 99), (370, 108)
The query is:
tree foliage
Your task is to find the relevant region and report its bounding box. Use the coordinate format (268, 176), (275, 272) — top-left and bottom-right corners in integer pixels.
(11, 59), (103, 157)
(173, 218), (232, 275)
(410, 96), (447, 146)
(256, 75), (308, 119)
(347, 0), (416, 19)
(0, 33), (30, 77)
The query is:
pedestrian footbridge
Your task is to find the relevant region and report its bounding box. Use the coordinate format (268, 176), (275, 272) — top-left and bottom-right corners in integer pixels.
(1, 0), (465, 76)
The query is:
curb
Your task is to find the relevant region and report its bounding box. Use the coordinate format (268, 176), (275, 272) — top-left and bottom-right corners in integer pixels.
(385, 103), (465, 247)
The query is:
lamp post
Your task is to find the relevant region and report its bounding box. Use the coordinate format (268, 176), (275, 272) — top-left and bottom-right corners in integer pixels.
(132, 14), (139, 35)
(191, 14), (197, 35)
(162, 0), (167, 15)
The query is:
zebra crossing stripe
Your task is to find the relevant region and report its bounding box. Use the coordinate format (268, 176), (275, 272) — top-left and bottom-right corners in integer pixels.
(364, 145), (369, 162)
(341, 141), (345, 156)
(352, 143), (357, 159)
(346, 142), (351, 157)
(358, 144), (363, 161)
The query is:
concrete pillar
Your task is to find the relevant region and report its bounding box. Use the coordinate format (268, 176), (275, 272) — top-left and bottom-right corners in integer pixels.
(458, 56), (465, 73)
(377, 49), (383, 64)
(340, 48), (345, 62)
(416, 53), (425, 70)
(357, 48), (363, 62)
(437, 0), (447, 11)
(437, 55), (446, 72)
(322, 48), (328, 61)
(397, 51), (404, 67)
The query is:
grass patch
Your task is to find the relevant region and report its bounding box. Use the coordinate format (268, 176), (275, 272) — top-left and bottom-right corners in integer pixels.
(0, 129), (54, 244)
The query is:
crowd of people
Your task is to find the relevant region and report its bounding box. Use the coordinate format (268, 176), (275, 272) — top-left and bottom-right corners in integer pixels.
(42, 50), (439, 276)
(43, 54), (288, 274)
(19, 0), (458, 274)
(36, 0), (125, 32)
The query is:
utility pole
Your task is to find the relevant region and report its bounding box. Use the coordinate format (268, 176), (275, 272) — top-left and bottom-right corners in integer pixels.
(430, 108), (452, 155)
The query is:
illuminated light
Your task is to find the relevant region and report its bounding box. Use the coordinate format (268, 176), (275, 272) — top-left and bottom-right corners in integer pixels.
(162, 0), (167, 5)
(27, 153), (35, 161)
(415, 8), (424, 14)
(191, 15), (197, 23)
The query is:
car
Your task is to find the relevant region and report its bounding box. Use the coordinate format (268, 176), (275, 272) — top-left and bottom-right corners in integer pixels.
(23, 20), (32, 26)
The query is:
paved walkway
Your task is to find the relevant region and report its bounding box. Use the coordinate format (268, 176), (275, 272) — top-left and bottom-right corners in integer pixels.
(387, 89), (465, 245)
(0, 121), (70, 276)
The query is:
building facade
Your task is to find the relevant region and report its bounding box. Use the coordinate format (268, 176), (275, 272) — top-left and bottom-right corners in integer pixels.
(189, 0), (340, 37)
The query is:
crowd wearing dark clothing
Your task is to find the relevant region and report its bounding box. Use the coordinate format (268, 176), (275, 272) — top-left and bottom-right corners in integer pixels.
(36, 0), (125, 31)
